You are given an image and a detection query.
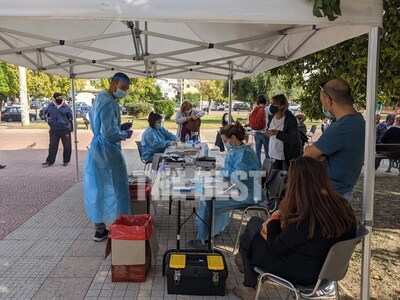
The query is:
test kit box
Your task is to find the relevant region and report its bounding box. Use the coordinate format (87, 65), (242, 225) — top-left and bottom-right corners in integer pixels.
(105, 215), (159, 282)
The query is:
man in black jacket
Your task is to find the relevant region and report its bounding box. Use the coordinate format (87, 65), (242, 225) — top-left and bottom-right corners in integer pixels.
(42, 93), (73, 167)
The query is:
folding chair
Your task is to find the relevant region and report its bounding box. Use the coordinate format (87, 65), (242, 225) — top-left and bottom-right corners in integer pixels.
(135, 141), (152, 173)
(231, 159), (275, 253)
(254, 224), (369, 300)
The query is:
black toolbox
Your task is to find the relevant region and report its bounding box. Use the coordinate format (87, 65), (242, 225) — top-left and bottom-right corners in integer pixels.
(163, 249), (228, 296)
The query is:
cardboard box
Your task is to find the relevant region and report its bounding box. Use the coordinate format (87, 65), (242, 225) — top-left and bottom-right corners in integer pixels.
(105, 215), (159, 282)
(111, 241), (152, 282)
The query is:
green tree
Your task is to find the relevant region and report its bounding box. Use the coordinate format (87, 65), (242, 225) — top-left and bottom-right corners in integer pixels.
(197, 80), (226, 113)
(0, 63), (18, 109)
(27, 70), (86, 99)
(223, 71), (303, 107)
(276, 0), (400, 119)
(183, 92), (201, 107)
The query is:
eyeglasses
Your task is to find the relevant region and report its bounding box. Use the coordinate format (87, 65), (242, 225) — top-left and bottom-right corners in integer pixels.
(319, 82), (333, 102)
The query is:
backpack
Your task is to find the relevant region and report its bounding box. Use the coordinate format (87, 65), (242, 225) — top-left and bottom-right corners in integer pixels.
(249, 105), (266, 130)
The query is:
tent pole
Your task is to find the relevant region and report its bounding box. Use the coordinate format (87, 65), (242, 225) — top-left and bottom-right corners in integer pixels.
(228, 62), (233, 122)
(361, 26), (380, 300)
(70, 64), (80, 181)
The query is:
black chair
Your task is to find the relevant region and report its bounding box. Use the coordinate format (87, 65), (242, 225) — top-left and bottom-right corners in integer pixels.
(254, 224), (369, 300)
(135, 141), (152, 173)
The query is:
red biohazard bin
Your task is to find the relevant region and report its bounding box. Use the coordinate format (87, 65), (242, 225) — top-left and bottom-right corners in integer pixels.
(108, 215), (158, 282)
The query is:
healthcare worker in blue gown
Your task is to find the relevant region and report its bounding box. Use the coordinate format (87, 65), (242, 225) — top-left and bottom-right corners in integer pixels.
(141, 112), (180, 162)
(189, 122), (264, 248)
(83, 72), (133, 242)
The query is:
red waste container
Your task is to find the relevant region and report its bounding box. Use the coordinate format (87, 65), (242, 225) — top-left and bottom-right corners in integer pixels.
(109, 215), (155, 282)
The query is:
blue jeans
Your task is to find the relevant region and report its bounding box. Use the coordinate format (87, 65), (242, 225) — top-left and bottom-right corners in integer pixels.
(254, 132), (270, 162)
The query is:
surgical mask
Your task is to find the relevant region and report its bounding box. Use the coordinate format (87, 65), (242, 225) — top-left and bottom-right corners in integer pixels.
(113, 88), (127, 99)
(155, 124), (162, 129)
(269, 105), (279, 114)
(224, 117), (229, 123)
(322, 105), (333, 119)
(55, 98), (63, 105)
(223, 141), (234, 151)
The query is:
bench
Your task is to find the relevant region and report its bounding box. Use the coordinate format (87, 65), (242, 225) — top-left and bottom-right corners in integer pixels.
(375, 143), (400, 175)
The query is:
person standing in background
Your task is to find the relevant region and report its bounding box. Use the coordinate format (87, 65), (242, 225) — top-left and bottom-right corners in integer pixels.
(175, 100), (205, 142)
(83, 72), (133, 242)
(250, 94), (270, 162)
(266, 94), (302, 170)
(42, 93), (73, 167)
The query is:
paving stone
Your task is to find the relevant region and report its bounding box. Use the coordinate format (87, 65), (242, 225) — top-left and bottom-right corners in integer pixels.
(32, 277), (92, 300)
(49, 256), (103, 278)
(64, 240), (107, 257)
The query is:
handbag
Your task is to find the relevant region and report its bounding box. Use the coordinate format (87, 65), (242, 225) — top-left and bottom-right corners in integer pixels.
(185, 118), (201, 132)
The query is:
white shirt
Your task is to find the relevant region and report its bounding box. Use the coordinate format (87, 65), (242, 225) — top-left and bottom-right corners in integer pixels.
(268, 116), (285, 160)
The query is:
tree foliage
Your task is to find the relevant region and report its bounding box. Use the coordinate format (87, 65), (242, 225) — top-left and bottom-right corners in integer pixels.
(223, 71), (303, 107)
(27, 70), (86, 99)
(0, 63), (18, 101)
(276, 0), (400, 120)
(197, 80), (226, 113)
(312, 0), (341, 21)
(183, 92), (201, 106)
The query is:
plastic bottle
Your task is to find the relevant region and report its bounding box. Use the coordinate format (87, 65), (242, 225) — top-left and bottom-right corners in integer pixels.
(185, 134), (190, 143)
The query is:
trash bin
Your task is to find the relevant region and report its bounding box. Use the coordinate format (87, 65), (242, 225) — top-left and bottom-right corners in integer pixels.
(128, 174), (152, 215)
(108, 215), (158, 282)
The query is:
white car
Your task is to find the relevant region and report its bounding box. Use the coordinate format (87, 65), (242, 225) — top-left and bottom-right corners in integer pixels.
(289, 104), (301, 111)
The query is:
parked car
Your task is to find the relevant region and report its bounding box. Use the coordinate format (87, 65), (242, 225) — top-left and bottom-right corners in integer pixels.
(233, 103), (250, 111)
(289, 103), (301, 111)
(1, 106), (37, 122)
(30, 99), (51, 109)
(215, 103), (226, 111)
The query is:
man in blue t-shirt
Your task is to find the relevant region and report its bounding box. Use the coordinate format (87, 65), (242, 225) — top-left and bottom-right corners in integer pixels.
(304, 79), (365, 199)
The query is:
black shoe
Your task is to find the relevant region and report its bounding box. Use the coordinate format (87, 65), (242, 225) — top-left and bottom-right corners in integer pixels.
(94, 229), (109, 242)
(41, 162), (53, 167)
(0, 165), (6, 169)
(188, 239), (208, 249)
(63, 162), (69, 166)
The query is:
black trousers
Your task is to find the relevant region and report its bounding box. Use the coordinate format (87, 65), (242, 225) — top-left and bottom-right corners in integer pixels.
(240, 217), (265, 287)
(46, 129), (72, 164)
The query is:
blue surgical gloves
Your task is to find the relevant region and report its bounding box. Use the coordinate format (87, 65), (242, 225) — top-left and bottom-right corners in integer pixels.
(120, 122), (132, 131)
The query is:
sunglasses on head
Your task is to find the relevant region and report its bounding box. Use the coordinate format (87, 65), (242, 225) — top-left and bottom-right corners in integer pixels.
(319, 82), (333, 101)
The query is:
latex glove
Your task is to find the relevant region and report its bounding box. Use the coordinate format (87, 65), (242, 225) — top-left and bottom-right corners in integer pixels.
(126, 130), (133, 139)
(121, 122), (132, 131)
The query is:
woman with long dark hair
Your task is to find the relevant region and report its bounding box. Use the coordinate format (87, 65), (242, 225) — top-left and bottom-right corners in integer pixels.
(233, 156), (356, 300)
(215, 113), (234, 151)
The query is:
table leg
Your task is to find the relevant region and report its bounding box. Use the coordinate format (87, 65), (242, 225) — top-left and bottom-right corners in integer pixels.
(177, 198), (181, 249)
(208, 198), (214, 251)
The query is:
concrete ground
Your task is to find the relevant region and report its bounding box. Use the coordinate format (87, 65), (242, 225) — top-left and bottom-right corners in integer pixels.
(0, 128), (396, 299)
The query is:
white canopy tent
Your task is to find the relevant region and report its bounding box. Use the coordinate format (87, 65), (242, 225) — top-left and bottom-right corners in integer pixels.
(0, 1), (382, 298)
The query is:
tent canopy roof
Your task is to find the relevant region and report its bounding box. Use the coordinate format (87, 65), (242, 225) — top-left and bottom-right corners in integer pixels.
(0, 0), (382, 79)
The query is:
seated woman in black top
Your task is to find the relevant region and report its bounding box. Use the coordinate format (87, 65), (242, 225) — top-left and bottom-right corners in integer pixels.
(233, 156), (356, 300)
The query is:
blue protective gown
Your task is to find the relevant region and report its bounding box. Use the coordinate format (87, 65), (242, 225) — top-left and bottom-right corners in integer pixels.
(196, 144), (263, 241)
(141, 126), (178, 162)
(83, 91), (130, 224)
